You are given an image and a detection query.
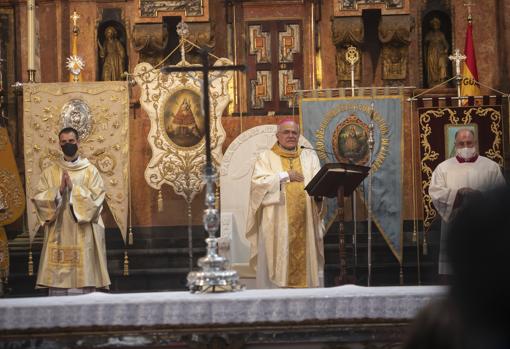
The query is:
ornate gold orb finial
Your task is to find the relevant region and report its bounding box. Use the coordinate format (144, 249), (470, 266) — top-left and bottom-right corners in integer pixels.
(346, 45), (360, 66)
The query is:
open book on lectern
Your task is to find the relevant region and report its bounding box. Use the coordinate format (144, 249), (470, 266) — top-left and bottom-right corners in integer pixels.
(304, 163), (369, 198)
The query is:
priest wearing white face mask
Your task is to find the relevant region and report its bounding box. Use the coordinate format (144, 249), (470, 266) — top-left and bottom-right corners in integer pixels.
(429, 128), (506, 276)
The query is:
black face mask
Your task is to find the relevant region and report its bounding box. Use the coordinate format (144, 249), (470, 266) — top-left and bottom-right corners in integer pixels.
(61, 143), (78, 157)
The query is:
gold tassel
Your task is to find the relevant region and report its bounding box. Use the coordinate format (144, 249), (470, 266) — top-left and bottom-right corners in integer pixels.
(28, 250), (34, 276)
(157, 190), (163, 212)
(399, 265), (404, 285)
(123, 251), (129, 276)
(128, 226), (133, 245)
(412, 230), (417, 243)
(423, 233), (428, 255)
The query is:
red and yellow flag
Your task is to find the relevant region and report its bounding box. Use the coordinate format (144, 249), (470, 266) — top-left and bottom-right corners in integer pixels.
(460, 16), (480, 98)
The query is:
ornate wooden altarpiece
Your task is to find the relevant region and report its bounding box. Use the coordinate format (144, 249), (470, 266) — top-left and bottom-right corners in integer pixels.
(332, 0), (412, 86)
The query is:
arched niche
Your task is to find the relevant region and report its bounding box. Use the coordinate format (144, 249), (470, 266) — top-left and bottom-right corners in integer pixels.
(97, 20), (128, 81)
(421, 10), (452, 88)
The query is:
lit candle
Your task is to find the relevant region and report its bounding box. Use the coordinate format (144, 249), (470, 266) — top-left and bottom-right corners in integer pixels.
(27, 0), (35, 71)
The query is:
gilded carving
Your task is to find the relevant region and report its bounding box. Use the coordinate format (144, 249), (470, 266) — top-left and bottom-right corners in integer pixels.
(0, 169), (23, 224)
(378, 15), (413, 80)
(133, 58), (232, 203)
(184, 23), (216, 65)
(23, 82), (130, 243)
(332, 17), (364, 83)
(132, 23), (169, 66)
(0, 127), (25, 226)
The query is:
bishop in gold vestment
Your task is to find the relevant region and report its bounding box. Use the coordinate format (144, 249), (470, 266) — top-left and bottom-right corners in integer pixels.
(246, 120), (325, 288)
(32, 128), (110, 291)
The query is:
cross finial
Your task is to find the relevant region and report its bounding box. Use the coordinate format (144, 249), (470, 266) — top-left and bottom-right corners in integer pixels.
(449, 48), (467, 77)
(464, 1), (475, 21)
(70, 10), (80, 27)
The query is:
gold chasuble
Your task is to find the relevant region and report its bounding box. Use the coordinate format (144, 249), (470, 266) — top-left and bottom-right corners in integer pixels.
(32, 158), (110, 289)
(246, 144), (325, 288)
(271, 144), (307, 287)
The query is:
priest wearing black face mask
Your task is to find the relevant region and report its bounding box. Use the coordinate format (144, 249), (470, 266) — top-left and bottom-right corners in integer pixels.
(31, 127), (110, 295)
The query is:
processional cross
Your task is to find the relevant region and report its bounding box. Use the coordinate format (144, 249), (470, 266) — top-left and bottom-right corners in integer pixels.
(70, 10), (80, 27)
(160, 48), (245, 293)
(464, 1), (475, 20)
(449, 48), (466, 106)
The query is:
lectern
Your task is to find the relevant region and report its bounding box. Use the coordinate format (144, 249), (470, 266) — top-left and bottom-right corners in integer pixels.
(305, 163), (369, 285)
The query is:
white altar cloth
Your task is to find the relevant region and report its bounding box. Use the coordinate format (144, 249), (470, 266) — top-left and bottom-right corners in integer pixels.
(0, 285), (445, 331)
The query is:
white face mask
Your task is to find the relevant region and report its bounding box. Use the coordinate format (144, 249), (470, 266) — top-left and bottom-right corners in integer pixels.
(456, 147), (476, 159)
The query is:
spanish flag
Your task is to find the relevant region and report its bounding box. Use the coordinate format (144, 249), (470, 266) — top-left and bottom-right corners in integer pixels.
(460, 16), (481, 98)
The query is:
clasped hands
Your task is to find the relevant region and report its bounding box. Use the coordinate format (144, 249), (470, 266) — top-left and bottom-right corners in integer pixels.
(287, 170), (304, 182)
(59, 170), (73, 194)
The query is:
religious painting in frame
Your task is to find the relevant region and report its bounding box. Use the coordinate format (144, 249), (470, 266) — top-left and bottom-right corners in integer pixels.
(444, 123), (478, 159)
(418, 105), (504, 235)
(162, 88), (204, 148)
(332, 115), (370, 165)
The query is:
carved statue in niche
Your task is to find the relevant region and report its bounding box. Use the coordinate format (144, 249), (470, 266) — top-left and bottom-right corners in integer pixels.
(98, 26), (126, 81)
(132, 23), (169, 66)
(424, 17), (449, 87)
(378, 15), (412, 81)
(332, 17), (364, 85)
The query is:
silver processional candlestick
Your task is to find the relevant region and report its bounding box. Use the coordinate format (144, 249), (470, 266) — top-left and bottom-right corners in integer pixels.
(367, 102), (375, 287)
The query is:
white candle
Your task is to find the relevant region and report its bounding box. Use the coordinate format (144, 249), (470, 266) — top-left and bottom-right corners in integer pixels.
(27, 0), (35, 71)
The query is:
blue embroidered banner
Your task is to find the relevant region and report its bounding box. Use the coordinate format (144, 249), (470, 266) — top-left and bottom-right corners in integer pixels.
(300, 96), (403, 263)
